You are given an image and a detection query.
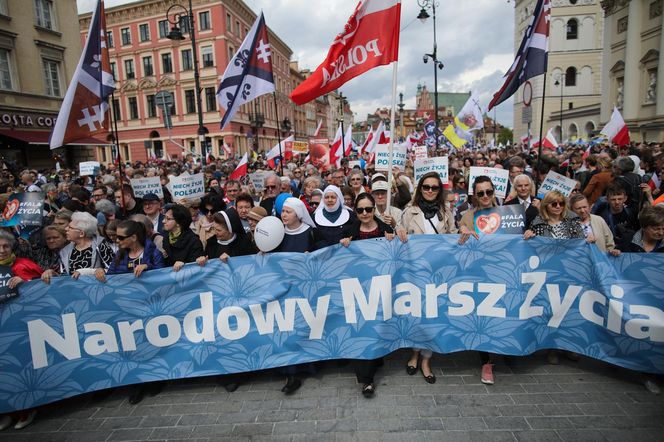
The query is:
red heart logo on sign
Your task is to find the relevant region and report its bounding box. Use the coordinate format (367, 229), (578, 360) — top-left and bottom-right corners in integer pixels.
(3, 199), (19, 221)
(476, 213), (501, 235)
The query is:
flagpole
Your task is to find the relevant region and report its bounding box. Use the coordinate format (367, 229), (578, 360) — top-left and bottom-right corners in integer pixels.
(272, 92), (284, 176)
(534, 73), (548, 189)
(386, 61), (398, 212)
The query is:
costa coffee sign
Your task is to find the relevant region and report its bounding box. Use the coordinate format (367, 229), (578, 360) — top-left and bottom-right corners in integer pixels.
(0, 111), (57, 128)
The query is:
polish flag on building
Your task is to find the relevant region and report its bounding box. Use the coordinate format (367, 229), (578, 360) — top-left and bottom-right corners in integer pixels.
(50, 0), (115, 149)
(329, 123), (344, 167)
(229, 153), (248, 180)
(266, 135), (294, 169)
(601, 107), (630, 146)
(290, 0), (401, 105)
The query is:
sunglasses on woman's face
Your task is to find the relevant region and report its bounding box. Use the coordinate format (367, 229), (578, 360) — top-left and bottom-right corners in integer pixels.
(116, 234), (131, 241)
(476, 190), (494, 197)
(422, 184), (440, 192)
(549, 201), (564, 208)
(355, 206), (374, 214)
(201, 207), (215, 214)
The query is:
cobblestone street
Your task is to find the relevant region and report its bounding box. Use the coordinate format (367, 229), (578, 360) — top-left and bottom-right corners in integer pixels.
(1, 350), (662, 441)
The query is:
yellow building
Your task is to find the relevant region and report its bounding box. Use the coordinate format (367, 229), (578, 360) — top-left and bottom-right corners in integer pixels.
(0, 0), (97, 168)
(600, 0), (664, 142)
(512, 0), (604, 144)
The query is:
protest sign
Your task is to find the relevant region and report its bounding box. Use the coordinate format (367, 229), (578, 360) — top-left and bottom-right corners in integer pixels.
(468, 166), (510, 198)
(375, 143), (407, 171)
(309, 138), (330, 168)
(79, 161), (100, 176)
(414, 144), (428, 161)
(292, 141), (309, 154)
(414, 156), (449, 184)
(0, 193), (44, 227)
(1, 236), (663, 413)
(130, 177), (163, 199)
(250, 171), (266, 192)
(169, 173), (205, 201)
(538, 171), (577, 199)
(473, 205), (526, 235)
(0, 265), (17, 303)
(348, 160), (361, 170)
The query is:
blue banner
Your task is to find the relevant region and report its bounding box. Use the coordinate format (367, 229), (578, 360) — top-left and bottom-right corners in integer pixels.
(1, 235), (663, 413)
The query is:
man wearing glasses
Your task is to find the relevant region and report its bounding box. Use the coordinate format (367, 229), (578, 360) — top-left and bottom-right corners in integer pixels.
(330, 170), (346, 188)
(259, 173), (281, 215)
(142, 193), (165, 235)
(291, 168), (304, 197)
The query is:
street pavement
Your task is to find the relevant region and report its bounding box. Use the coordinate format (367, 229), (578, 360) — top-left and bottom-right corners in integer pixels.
(1, 349), (663, 441)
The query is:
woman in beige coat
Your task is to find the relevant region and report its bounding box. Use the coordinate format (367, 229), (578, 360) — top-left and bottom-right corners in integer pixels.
(397, 172), (457, 384)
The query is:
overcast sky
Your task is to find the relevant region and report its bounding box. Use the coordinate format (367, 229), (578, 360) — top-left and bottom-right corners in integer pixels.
(77, 0), (516, 127)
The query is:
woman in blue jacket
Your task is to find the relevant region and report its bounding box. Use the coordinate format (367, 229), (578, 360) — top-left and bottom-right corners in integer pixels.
(107, 220), (165, 277)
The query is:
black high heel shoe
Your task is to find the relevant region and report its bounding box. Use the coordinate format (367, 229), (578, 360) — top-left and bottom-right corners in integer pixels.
(406, 357), (419, 375)
(421, 367), (436, 384)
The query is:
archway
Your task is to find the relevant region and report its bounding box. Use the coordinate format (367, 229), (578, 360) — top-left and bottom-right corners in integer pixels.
(584, 121), (596, 138)
(568, 123), (578, 141)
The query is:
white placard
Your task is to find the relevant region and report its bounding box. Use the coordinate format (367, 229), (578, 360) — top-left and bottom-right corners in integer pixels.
(537, 171), (577, 199)
(79, 161), (100, 176)
(468, 166), (510, 199)
(348, 160), (361, 170)
(169, 172), (206, 201)
(414, 145), (428, 161)
(130, 177), (163, 199)
(374, 144), (407, 171)
(414, 156), (449, 184)
(250, 171), (266, 192)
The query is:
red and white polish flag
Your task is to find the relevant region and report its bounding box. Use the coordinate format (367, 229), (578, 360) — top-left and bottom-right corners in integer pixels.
(601, 107), (631, 146)
(266, 135), (294, 169)
(329, 123), (344, 168)
(229, 153), (249, 180)
(290, 0), (401, 105)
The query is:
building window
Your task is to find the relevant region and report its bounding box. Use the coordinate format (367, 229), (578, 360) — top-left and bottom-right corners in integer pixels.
(110, 61), (116, 80)
(161, 53), (173, 73)
(35, 0), (54, 30)
(112, 98), (121, 120)
(128, 97), (138, 119)
(199, 11), (210, 30)
(142, 56), (153, 76)
(179, 16), (190, 34)
(124, 59), (135, 79)
(201, 46), (213, 68)
(205, 87), (216, 111)
(0, 49), (14, 90)
(146, 94), (157, 118)
(226, 13), (231, 32)
(107, 30), (114, 48)
(170, 101), (176, 116)
(228, 46), (234, 62)
(181, 49), (192, 70)
(139, 23), (150, 42)
(566, 18), (578, 40)
(617, 16), (628, 34)
(565, 66), (577, 86)
(185, 89), (196, 114)
(158, 20), (169, 39)
(0, 0), (8, 16)
(235, 20), (240, 35)
(121, 27), (131, 46)
(42, 59), (60, 96)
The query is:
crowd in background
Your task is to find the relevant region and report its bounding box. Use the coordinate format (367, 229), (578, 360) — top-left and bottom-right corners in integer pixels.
(1, 140), (663, 430)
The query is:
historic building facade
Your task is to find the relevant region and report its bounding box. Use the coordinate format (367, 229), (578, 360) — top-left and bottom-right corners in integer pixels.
(80, 0), (296, 163)
(600, 0), (664, 142)
(0, 0), (95, 168)
(512, 0), (604, 144)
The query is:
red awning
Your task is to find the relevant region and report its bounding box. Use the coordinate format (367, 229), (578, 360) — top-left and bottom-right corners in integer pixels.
(0, 129), (112, 146)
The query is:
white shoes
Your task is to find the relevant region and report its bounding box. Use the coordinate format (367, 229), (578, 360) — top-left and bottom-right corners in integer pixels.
(13, 410), (36, 430)
(0, 415), (12, 431)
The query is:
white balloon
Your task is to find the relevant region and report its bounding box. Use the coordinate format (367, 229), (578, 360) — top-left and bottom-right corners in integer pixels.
(254, 216), (285, 252)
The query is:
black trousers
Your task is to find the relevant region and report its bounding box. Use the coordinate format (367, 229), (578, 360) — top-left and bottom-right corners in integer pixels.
(354, 358), (383, 384)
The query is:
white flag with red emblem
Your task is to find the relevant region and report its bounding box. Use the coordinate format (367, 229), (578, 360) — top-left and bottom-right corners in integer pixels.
(290, 0), (401, 105)
(217, 13), (275, 129)
(50, 0), (114, 149)
(229, 153), (248, 180)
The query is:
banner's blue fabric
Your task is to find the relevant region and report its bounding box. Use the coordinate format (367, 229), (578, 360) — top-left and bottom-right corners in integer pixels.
(1, 235), (663, 413)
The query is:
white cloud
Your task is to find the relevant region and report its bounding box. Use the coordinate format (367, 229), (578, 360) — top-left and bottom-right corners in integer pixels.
(77, 0), (516, 127)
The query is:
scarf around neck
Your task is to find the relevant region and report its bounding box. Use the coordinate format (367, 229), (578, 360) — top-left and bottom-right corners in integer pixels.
(418, 199), (440, 220)
(0, 253), (16, 266)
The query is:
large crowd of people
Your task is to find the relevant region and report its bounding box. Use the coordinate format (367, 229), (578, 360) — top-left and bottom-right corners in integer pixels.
(1, 140), (663, 430)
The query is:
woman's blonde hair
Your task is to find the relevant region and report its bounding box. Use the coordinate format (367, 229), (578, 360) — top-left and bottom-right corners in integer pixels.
(539, 190), (566, 222)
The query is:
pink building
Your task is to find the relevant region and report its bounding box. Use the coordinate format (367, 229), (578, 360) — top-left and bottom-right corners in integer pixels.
(79, 0), (295, 164)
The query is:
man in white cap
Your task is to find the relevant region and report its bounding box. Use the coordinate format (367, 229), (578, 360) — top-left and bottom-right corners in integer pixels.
(371, 180), (403, 229)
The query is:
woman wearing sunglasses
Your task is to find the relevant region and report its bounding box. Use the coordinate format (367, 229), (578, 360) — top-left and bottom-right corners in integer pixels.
(194, 194), (227, 247)
(458, 176), (501, 385)
(340, 193), (399, 397)
(398, 171), (457, 385)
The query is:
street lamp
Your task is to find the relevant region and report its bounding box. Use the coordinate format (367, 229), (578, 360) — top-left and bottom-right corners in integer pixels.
(166, 1), (208, 163)
(418, 0), (444, 149)
(554, 74), (564, 144)
(398, 92), (405, 142)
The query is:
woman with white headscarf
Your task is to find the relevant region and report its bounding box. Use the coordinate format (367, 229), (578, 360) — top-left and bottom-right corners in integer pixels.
(273, 197), (318, 395)
(313, 185), (356, 250)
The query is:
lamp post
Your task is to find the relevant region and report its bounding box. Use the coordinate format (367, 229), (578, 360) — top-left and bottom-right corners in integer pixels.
(554, 74), (564, 144)
(398, 92), (405, 142)
(166, 0), (208, 163)
(417, 0), (444, 150)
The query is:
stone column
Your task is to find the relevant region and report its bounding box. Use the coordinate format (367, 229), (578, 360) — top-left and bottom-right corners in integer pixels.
(622, 0), (643, 120)
(600, 11), (613, 123)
